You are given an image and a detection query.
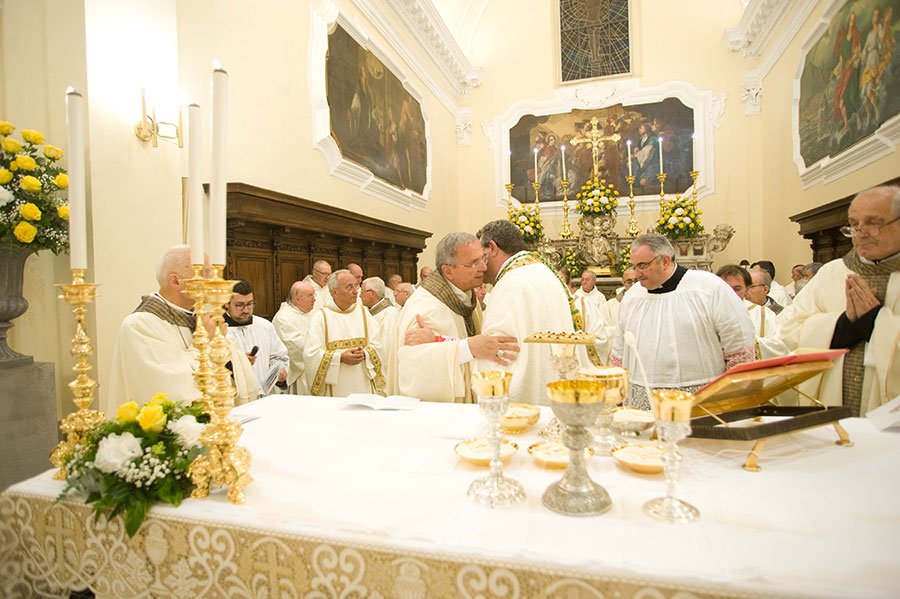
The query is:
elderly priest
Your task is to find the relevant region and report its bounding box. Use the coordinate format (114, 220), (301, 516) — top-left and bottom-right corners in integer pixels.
(477, 220), (585, 404)
(780, 185), (900, 416)
(273, 280), (317, 395)
(107, 245), (257, 415)
(304, 269), (385, 396)
(397, 232), (519, 402)
(610, 234), (755, 410)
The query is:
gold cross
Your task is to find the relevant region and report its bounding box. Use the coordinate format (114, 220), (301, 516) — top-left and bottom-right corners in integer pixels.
(253, 541), (294, 593)
(569, 117), (621, 179)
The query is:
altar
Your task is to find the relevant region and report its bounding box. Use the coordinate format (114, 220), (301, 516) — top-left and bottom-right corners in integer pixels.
(2, 395), (898, 599)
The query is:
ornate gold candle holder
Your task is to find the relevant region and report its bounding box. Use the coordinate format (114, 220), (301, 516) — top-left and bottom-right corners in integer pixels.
(182, 264), (214, 410)
(49, 269), (105, 479)
(689, 170), (699, 211)
(559, 179), (573, 239)
(505, 182), (514, 219)
(657, 172), (667, 207)
(531, 181), (541, 219)
(188, 265), (253, 504)
(625, 175), (640, 237)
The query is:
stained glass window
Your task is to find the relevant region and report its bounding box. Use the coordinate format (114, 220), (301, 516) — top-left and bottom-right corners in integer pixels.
(559, 0), (631, 83)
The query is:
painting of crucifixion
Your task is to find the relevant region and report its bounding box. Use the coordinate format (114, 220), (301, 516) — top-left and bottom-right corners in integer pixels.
(508, 99), (695, 204)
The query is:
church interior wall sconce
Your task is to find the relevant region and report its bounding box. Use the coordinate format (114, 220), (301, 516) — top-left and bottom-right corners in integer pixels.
(134, 88), (183, 148)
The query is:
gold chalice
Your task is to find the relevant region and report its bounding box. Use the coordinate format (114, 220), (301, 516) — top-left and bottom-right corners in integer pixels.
(467, 371), (526, 508)
(577, 366), (629, 455)
(541, 380), (612, 516)
(643, 389), (699, 523)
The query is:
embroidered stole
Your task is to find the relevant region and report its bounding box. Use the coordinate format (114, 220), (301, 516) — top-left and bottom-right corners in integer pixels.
(310, 305), (385, 396)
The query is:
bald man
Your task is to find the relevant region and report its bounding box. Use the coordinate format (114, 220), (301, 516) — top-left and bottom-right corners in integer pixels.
(575, 269), (605, 309)
(273, 280), (318, 394)
(303, 260), (332, 309)
(394, 282), (415, 307)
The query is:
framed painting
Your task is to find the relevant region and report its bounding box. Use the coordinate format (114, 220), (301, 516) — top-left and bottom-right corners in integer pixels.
(326, 23), (427, 194)
(557, 0), (632, 84)
(798, 0), (898, 168)
(508, 99), (695, 204)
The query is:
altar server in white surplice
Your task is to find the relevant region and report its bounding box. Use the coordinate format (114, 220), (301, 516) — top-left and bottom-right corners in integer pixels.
(304, 270), (385, 397)
(273, 280), (317, 395)
(361, 276), (401, 394)
(610, 234), (755, 410)
(477, 220), (587, 405)
(574, 270), (606, 309)
(717, 264), (789, 361)
(302, 260), (333, 310)
(225, 279), (289, 395)
(107, 245), (257, 416)
(397, 232), (519, 403)
(779, 186), (900, 416)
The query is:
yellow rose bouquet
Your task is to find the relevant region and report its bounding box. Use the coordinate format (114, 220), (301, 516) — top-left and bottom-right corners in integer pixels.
(656, 195), (704, 240)
(58, 393), (210, 537)
(0, 121), (69, 253)
(562, 246), (583, 278)
(509, 205), (543, 244)
(575, 176), (620, 217)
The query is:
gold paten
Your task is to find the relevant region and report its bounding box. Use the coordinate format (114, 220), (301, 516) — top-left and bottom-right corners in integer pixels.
(50, 269), (105, 479)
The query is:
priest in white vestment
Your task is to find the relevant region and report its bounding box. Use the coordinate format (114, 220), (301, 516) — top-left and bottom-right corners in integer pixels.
(779, 186), (900, 416)
(559, 267), (610, 365)
(611, 235), (755, 410)
(574, 270), (606, 309)
(304, 270), (385, 396)
(717, 264), (789, 360)
(273, 280), (317, 395)
(385, 273), (402, 307)
(784, 264), (805, 299)
(225, 279), (289, 395)
(751, 260), (792, 308)
(302, 260), (333, 310)
(394, 282), (414, 308)
(397, 232), (519, 402)
(107, 245), (257, 416)
(362, 276), (401, 394)
(477, 220), (587, 405)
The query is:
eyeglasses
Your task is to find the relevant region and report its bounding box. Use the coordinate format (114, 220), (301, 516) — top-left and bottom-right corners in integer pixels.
(747, 284), (767, 289)
(623, 278), (638, 285)
(840, 216), (900, 238)
(631, 256), (662, 271)
(232, 301), (255, 310)
(456, 258), (487, 270)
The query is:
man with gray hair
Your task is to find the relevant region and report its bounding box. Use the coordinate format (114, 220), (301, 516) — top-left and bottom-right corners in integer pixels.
(385, 273), (402, 306)
(393, 282), (414, 307)
(747, 268), (784, 315)
(273, 280), (317, 394)
(303, 259), (333, 309)
(780, 185), (900, 416)
(610, 234), (755, 409)
(107, 245), (257, 415)
(575, 270), (605, 309)
(362, 276), (400, 393)
(398, 231), (519, 403)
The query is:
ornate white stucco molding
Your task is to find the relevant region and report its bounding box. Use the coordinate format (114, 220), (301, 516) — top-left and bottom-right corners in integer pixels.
(455, 107), (473, 146)
(309, 0), (430, 210)
(483, 79), (727, 216)
(792, 0), (900, 189)
(723, 0), (793, 58)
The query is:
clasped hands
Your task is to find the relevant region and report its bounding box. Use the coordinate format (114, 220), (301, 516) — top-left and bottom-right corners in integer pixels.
(845, 273), (880, 322)
(404, 314), (520, 366)
(340, 347), (367, 365)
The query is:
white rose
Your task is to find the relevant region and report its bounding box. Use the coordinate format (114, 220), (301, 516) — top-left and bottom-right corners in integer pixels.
(674, 207), (684, 216)
(683, 217), (692, 224)
(592, 189), (600, 197)
(668, 216), (679, 224)
(524, 225), (533, 233)
(168, 414), (206, 448)
(600, 196), (609, 204)
(0, 185), (12, 208)
(94, 432), (143, 474)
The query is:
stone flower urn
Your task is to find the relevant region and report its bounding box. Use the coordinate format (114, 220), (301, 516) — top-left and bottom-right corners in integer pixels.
(0, 246), (35, 366)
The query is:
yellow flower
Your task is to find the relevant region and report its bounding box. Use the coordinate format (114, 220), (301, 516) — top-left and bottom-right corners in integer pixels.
(21, 130), (45, 145)
(20, 203), (41, 221)
(658, 218), (665, 224)
(57, 205), (69, 219)
(117, 401), (140, 423)
(20, 175), (41, 192)
(150, 392), (169, 406)
(53, 173), (68, 188)
(43, 145), (63, 160)
(0, 121), (13, 135)
(689, 223), (695, 228)
(0, 169), (11, 184)
(667, 224), (674, 229)
(14, 154), (37, 171)
(13, 221), (37, 243)
(678, 223), (684, 228)
(137, 403), (167, 433)
(2, 137), (22, 153)
(593, 206), (599, 212)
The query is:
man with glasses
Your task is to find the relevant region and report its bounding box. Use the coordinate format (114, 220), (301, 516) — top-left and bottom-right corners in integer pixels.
(397, 232), (519, 403)
(225, 279), (289, 395)
(303, 260), (333, 309)
(717, 264), (788, 360)
(780, 185), (900, 416)
(304, 270), (385, 397)
(750, 260), (792, 308)
(609, 234), (755, 410)
(361, 276), (400, 393)
(747, 269), (784, 315)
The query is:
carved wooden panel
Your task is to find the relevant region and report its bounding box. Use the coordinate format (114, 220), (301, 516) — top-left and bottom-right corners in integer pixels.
(223, 183), (431, 320)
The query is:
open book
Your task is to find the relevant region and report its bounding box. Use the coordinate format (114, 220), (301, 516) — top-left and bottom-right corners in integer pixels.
(345, 393), (419, 410)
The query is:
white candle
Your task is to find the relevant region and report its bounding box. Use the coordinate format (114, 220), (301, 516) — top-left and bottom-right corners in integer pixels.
(65, 88), (87, 271)
(658, 136), (664, 174)
(210, 62), (228, 265)
(187, 103), (204, 266)
(533, 147), (539, 183)
(626, 139), (633, 176)
(560, 144), (567, 180)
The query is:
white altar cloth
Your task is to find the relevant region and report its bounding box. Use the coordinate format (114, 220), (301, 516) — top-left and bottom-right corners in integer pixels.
(2, 395), (899, 599)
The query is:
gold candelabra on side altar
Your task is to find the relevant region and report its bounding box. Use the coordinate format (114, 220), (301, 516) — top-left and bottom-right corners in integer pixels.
(689, 170), (699, 211)
(50, 269), (105, 479)
(657, 173), (667, 208)
(505, 183), (514, 219)
(531, 181), (541, 220)
(625, 175), (641, 237)
(187, 264), (253, 504)
(559, 179), (573, 239)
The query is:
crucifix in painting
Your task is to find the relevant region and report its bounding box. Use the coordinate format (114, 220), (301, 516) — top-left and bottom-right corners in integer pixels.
(569, 117), (621, 178)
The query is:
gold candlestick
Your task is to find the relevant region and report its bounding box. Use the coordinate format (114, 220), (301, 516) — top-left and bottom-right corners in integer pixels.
(559, 179), (573, 239)
(531, 181), (541, 219)
(49, 269), (105, 479)
(183, 264), (214, 410)
(505, 183), (514, 219)
(657, 173), (667, 207)
(625, 174), (641, 237)
(689, 170), (699, 211)
(188, 265), (253, 504)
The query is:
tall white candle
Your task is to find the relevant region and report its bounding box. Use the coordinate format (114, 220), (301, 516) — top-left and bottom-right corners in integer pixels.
(533, 147), (538, 183)
(626, 139), (633, 177)
(187, 103), (204, 265)
(65, 88), (87, 271)
(560, 144), (567, 180)
(658, 136), (664, 174)
(210, 62), (228, 265)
